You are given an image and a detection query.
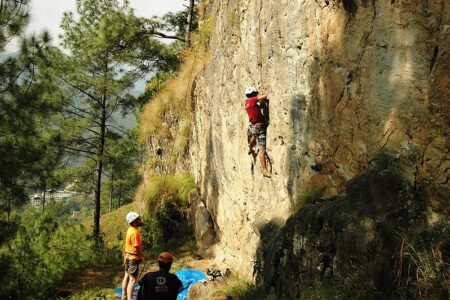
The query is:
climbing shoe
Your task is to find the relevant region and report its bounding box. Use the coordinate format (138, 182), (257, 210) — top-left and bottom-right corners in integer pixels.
(262, 170), (271, 178)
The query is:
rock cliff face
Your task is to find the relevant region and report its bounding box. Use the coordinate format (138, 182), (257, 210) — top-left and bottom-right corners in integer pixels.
(190, 0), (449, 282)
(256, 159), (432, 298)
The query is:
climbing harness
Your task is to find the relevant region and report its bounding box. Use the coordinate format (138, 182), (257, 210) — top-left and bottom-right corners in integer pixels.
(137, 259), (147, 281)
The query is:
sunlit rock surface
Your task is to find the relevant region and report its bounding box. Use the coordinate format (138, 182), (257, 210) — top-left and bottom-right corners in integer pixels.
(189, 0), (449, 283)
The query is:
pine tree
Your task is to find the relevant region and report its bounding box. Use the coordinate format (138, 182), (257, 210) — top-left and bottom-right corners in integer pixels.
(0, 1), (63, 220)
(51, 0), (179, 239)
(0, 0), (30, 50)
(102, 128), (142, 213)
(1, 205), (91, 299)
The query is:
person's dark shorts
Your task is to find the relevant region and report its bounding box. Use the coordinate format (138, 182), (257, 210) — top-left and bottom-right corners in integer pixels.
(247, 123), (267, 150)
(125, 259), (141, 277)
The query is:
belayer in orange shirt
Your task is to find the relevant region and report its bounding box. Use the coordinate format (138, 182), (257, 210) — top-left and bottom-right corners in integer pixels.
(121, 212), (147, 300)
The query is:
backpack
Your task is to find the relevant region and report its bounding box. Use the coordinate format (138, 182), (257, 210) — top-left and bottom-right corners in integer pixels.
(260, 99), (270, 127)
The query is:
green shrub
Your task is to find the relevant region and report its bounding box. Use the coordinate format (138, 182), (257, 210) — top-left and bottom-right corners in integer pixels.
(87, 234), (122, 266)
(144, 174), (196, 211)
(142, 174), (196, 248)
(300, 282), (349, 300)
(0, 205), (92, 299)
(156, 200), (190, 243)
(197, 275), (266, 300)
(140, 215), (164, 251)
(137, 71), (173, 107)
(291, 185), (326, 213)
(0, 219), (17, 246)
(195, 16), (213, 50)
(68, 289), (114, 300)
(142, 199), (193, 249)
(0, 203), (125, 299)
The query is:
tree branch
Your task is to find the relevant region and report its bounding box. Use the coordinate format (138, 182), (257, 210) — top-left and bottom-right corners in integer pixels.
(149, 30), (186, 42)
(63, 108), (102, 126)
(106, 123), (128, 135)
(67, 102), (98, 118)
(136, 25), (186, 42)
(57, 75), (104, 107)
(61, 145), (97, 156)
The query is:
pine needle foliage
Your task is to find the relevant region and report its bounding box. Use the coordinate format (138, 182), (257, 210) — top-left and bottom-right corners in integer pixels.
(0, 205), (92, 299)
(1, 0), (64, 219)
(47, 0), (180, 239)
(0, 0), (30, 50)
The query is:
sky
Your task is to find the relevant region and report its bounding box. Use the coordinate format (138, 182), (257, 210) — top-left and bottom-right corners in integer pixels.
(11, 0), (185, 50)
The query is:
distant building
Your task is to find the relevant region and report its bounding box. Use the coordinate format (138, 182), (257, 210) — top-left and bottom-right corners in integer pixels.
(30, 190), (80, 206)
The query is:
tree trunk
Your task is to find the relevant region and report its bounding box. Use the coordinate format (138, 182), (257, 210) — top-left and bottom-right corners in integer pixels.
(7, 194), (11, 223)
(93, 56), (108, 239)
(93, 107), (106, 239)
(109, 171), (114, 213)
(42, 183), (46, 212)
(185, 0), (195, 46)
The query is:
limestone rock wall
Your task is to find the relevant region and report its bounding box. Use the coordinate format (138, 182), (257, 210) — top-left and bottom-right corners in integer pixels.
(190, 0), (449, 276)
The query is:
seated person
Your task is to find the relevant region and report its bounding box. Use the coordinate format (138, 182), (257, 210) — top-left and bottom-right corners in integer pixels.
(137, 252), (182, 300)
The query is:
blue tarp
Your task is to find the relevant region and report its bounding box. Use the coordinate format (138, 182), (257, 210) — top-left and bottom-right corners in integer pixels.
(175, 269), (207, 300)
(114, 269), (206, 300)
(114, 284), (140, 300)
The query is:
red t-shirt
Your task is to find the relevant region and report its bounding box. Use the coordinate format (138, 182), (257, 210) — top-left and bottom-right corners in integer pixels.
(245, 96), (262, 124)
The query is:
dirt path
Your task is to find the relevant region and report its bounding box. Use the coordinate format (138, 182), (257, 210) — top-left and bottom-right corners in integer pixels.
(59, 265), (123, 291)
(59, 247), (217, 299)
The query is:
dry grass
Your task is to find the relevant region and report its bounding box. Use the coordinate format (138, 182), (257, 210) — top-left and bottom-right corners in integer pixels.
(138, 14), (212, 180)
(84, 202), (144, 243)
(401, 238), (450, 299)
(136, 21), (212, 222)
(138, 54), (199, 177)
(138, 40), (208, 145)
(189, 275), (265, 300)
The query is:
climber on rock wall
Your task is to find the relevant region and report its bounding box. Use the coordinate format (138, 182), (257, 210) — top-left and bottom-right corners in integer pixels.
(244, 86), (271, 178)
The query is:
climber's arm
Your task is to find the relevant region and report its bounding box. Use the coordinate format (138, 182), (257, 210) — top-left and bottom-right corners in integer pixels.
(258, 95), (267, 101)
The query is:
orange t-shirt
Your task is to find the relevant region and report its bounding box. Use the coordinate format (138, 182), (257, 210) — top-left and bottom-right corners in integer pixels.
(124, 226), (143, 260)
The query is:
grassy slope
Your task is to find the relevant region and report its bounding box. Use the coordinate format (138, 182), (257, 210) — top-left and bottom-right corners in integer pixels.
(84, 201), (144, 243)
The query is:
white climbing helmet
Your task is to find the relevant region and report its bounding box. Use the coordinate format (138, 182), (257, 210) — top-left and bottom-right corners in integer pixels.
(126, 212), (140, 224)
(245, 86), (257, 96)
